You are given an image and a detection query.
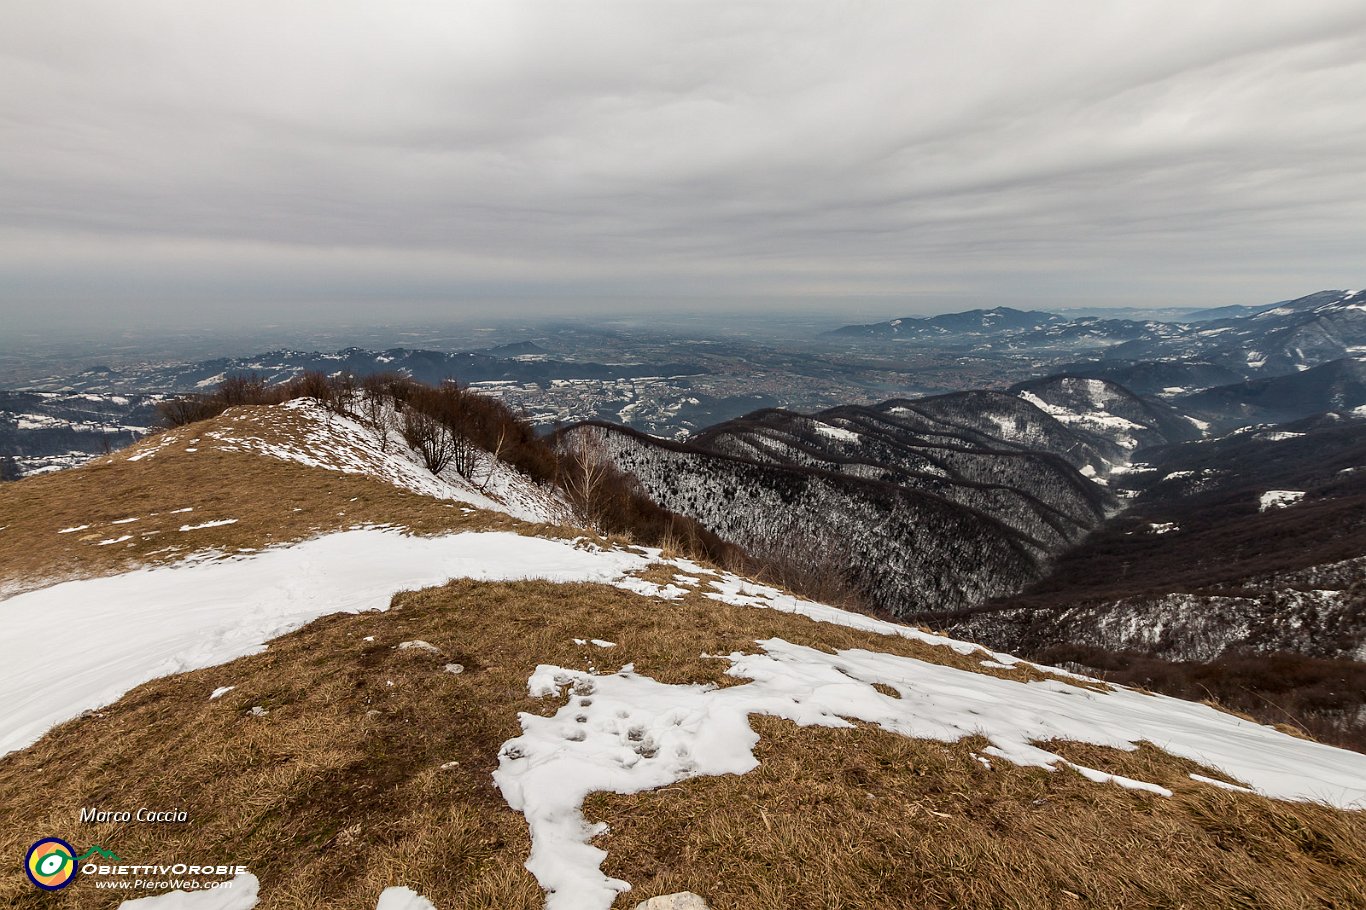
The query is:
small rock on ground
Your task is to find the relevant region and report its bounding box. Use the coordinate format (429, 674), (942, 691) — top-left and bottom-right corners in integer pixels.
(631, 893), (710, 910)
(398, 640), (442, 654)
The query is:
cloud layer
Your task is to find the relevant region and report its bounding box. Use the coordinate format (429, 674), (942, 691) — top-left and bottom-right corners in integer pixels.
(3, 1), (1365, 327)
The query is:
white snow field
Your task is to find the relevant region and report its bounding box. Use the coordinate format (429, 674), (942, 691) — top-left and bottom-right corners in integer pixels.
(496, 638), (1366, 910)
(0, 529), (652, 757)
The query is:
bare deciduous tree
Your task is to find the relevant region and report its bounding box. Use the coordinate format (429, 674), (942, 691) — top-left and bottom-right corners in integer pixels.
(400, 407), (453, 474)
(450, 430), (480, 480)
(357, 377), (393, 452)
(477, 425), (511, 492)
(557, 428), (614, 525)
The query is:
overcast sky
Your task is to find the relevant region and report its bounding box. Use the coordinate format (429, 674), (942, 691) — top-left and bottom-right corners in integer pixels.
(3, 1), (1364, 330)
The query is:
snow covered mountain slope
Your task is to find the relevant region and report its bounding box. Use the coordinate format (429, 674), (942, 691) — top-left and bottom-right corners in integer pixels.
(3, 394), (1366, 909)
(0, 398), (571, 596)
(1008, 375), (1202, 455)
(568, 420), (1055, 615)
(185, 397), (571, 525)
(1105, 289), (1366, 377)
(936, 410), (1366, 748)
(0, 390), (162, 475)
(1175, 357), (1366, 431)
(0, 529), (652, 757)
(561, 381), (1196, 619)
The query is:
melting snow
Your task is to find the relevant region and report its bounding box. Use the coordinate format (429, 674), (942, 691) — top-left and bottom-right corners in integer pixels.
(0, 529), (655, 757)
(180, 519), (239, 531)
(496, 638), (1366, 909)
(1259, 490), (1305, 512)
(375, 887), (439, 910)
(814, 423), (860, 443)
(703, 573), (1017, 662)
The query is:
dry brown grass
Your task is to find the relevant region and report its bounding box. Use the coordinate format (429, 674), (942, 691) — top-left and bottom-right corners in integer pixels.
(2, 579), (1363, 910)
(595, 723), (1366, 909)
(0, 414), (529, 595)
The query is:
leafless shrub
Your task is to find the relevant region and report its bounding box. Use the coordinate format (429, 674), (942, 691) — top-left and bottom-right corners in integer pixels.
(156, 394), (227, 427)
(358, 374), (400, 452)
(157, 372), (283, 427)
(285, 371), (350, 416)
(217, 374), (271, 407)
(556, 429), (617, 525)
(450, 430), (481, 480)
(400, 407), (454, 475)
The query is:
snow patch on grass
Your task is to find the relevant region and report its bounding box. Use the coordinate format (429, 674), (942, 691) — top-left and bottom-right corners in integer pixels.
(180, 519), (239, 531)
(0, 528), (655, 757)
(497, 638), (1366, 909)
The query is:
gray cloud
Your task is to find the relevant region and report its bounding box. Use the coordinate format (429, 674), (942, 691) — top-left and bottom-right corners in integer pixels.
(2, 1), (1365, 329)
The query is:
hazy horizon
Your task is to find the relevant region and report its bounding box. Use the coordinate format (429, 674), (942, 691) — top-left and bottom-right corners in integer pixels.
(3, 1), (1365, 333)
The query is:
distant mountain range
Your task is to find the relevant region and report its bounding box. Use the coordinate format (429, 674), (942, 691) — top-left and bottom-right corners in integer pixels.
(37, 346), (709, 395)
(831, 289), (1366, 382)
(830, 306), (1063, 339)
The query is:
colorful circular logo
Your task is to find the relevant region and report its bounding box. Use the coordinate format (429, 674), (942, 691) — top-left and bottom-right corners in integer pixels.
(25, 838), (78, 890)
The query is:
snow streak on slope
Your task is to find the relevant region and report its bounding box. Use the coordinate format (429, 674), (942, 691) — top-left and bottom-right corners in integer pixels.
(0, 529), (652, 757)
(178, 398), (570, 524)
(497, 640), (1366, 910)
